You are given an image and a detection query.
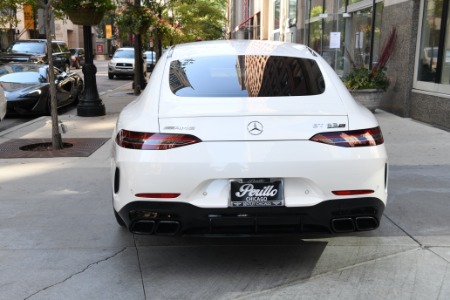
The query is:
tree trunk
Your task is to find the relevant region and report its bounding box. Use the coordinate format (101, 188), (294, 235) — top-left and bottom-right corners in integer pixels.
(42, 0), (63, 149)
(133, 0), (147, 95)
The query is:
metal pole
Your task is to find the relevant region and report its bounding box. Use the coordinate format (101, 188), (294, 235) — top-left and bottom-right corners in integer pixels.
(369, 0), (376, 70)
(77, 25), (105, 117)
(158, 7), (162, 60)
(133, 0), (147, 95)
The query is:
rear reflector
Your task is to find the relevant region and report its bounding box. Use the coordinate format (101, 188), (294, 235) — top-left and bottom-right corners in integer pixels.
(332, 190), (374, 196)
(310, 127), (384, 147)
(116, 130), (201, 150)
(135, 193), (180, 199)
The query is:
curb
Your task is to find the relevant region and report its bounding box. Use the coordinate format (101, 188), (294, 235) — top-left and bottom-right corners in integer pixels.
(0, 116), (48, 137)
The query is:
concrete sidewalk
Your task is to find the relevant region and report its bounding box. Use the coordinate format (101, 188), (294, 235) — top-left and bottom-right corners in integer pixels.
(1, 83), (450, 299)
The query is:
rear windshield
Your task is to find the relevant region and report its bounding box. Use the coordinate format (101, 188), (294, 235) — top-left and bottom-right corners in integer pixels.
(169, 55), (325, 97)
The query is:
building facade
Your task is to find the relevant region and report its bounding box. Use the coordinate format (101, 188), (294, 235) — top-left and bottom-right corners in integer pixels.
(229, 0), (450, 130)
(0, 5), (112, 58)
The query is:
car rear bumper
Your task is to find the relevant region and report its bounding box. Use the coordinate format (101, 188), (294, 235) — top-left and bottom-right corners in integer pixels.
(112, 141), (388, 207)
(117, 197), (385, 236)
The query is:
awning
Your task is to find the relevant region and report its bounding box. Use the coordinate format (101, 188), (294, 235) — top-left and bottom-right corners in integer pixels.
(233, 12), (260, 33)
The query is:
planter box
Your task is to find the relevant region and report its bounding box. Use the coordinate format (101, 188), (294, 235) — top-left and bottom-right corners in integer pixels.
(350, 89), (384, 113)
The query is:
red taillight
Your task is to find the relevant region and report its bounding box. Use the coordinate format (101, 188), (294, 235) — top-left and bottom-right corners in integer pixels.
(116, 130), (201, 150)
(135, 193), (180, 198)
(332, 190), (374, 196)
(310, 127), (384, 147)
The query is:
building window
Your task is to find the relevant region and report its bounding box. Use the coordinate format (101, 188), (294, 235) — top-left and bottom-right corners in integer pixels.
(288, 0), (297, 27)
(272, 0), (281, 40)
(417, 0), (448, 83)
(350, 7), (373, 68)
(305, 0), (382, 75)
(321, 0), (347, 73)
(308, 0), (324, 52)
(274, 0), (281, 30)
(418, 0), (442, 83)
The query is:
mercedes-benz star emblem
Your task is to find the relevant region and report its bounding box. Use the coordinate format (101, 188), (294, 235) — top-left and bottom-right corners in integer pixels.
(247, 121), (263, 135)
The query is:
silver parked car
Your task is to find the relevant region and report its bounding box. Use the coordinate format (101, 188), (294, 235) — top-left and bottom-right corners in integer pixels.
(108, 47), (147, 79)
(0, 85), (6, 122)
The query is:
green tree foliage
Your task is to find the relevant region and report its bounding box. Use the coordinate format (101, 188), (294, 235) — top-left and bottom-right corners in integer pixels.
(167, 0), (226, 43)
(115, 0), (226, 52)
(138, 0), (228, 47)
(0, 0), (25, 27)
(116, 2), (156, 35)
(310, 5), (323, 18)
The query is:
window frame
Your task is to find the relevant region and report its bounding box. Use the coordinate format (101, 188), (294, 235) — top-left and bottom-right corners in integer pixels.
(414, 0), (450, 95)
(273, 0), (281, 40)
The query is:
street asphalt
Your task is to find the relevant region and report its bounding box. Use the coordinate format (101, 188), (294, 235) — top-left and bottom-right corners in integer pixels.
(1, 81), (450, 300)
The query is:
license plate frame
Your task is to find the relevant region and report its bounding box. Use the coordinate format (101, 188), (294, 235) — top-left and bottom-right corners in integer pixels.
(229, 178), (284, 207)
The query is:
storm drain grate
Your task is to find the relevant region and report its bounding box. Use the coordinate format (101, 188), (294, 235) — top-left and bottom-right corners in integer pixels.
(0, 138), (110, 158)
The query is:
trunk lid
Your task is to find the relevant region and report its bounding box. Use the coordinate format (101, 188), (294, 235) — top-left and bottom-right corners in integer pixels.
(159, 96), (348, 141)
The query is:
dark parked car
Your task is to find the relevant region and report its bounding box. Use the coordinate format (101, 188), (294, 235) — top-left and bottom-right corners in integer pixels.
(0, 39), (71, 72)
(70, 48), (85, 69)
(0, 63), (83, 116)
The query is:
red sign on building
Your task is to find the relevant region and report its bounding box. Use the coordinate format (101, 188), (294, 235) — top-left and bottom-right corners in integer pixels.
(96, 44), (104, 54)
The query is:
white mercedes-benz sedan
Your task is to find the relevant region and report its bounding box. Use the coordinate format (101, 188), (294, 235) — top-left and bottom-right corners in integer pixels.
(111, 40), (388, 236)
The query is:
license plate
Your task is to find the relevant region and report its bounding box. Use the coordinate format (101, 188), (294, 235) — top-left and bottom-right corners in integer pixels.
(230, 179), (284, 207)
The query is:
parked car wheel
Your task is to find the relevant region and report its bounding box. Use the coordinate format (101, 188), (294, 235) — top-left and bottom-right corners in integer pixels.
(108, 73), (114, 79)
